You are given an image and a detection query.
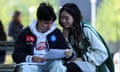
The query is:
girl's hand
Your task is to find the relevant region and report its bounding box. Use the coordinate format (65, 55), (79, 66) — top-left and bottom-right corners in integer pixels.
(64, 49), (73, 57)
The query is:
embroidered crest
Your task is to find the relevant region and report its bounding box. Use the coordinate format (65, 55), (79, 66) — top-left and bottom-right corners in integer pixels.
(26, 35), (35, 42)
(50, 35), (56, 42)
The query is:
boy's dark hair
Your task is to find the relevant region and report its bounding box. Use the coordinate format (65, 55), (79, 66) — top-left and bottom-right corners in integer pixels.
(37, 2), (56, 21)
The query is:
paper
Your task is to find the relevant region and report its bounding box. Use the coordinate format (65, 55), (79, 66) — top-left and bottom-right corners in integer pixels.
(17, 49), (67, 66)
(44, 49), (66, 60)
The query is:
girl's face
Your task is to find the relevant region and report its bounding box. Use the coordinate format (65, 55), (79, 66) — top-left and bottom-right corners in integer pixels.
(60, 10), (74, 29)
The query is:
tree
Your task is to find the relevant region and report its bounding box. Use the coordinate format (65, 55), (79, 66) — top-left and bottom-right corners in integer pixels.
(0, 0), (58, 33)
(96, 0), (120, 42)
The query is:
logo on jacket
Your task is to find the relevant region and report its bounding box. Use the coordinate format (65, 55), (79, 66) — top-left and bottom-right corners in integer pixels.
(36, 42), (46, 50)
(50, 35), (56, 42)
(26, 35), (35, 42)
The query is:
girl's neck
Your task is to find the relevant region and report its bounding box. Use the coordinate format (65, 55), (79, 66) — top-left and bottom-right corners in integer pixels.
(63, 29), (69, 40)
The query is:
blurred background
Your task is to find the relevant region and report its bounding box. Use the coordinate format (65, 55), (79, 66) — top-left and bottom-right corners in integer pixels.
(0, 0), (120, 63)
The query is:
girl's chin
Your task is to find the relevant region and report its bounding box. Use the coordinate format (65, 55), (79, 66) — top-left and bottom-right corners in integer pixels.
(64, 26), (70, 29)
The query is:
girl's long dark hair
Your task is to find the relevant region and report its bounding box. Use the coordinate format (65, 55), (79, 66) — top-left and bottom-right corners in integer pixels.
(59, 3), (83, 42)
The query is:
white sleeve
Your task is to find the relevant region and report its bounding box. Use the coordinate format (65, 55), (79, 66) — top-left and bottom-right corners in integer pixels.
(83, 27), (108, 66)
(113, 53), (120, 72)
(25, 55), (33, 62)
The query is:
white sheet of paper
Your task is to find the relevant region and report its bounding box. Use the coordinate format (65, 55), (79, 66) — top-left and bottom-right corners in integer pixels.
(44, 49), (66, 60)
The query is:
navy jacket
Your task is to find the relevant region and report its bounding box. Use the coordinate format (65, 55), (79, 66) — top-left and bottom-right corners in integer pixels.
(12, 27), (69, 63)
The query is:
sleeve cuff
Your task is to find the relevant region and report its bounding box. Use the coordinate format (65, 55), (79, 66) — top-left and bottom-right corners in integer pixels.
(25, 55), (33, 62)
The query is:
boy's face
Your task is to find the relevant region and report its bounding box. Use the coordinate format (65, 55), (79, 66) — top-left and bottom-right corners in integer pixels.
(38, 20), (53, 33)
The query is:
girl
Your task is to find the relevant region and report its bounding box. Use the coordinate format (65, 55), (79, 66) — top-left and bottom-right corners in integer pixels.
(59, 3), (113, 72)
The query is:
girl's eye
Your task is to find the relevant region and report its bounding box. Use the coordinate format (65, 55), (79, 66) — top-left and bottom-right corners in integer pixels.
(61, 16), (69, 20)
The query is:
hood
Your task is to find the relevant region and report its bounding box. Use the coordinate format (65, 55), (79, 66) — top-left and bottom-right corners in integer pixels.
(29, 20), (57, 45)
(29, 20), (56, 37)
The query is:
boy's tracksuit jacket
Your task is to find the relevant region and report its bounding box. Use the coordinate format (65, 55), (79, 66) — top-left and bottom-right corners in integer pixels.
(12, 20), (70, 63)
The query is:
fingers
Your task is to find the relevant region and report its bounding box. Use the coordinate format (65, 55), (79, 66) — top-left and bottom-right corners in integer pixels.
(32, 56), (46, 62)
(65, 49), (73, 57)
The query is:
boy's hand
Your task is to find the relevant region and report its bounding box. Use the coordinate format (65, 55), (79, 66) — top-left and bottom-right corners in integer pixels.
(32, 56), (46, 62)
